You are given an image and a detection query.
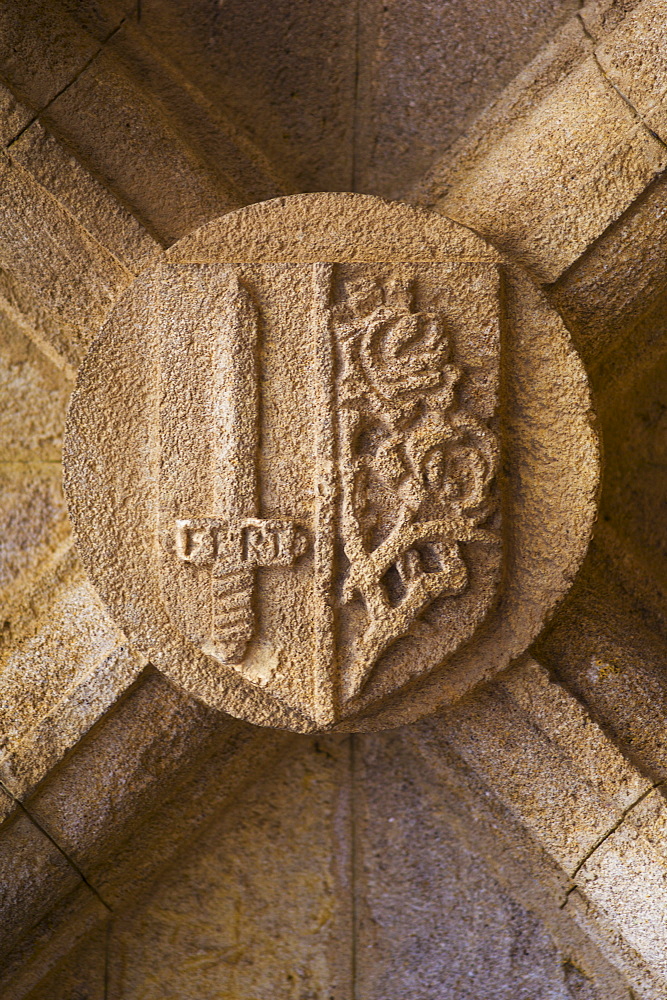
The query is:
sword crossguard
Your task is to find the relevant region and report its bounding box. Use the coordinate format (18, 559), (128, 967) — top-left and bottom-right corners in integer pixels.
(174, 517), (309, 569)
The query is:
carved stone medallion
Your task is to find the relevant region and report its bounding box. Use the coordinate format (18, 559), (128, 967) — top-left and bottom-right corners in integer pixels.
(64, 194), (599, 732)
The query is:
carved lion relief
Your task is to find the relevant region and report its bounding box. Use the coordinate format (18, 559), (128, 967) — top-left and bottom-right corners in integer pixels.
(64, 194), (599, 731)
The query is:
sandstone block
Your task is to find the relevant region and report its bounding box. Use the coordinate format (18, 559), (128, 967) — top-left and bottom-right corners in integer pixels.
(0, 807), (87, 960)
(0, 316), (71, 463)
(0, 151), (133, 367)
(9, 121), (162, 273)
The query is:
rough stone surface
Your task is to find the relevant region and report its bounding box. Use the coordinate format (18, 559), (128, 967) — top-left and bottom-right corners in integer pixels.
(38, 29), (270, 244)
(352, 0), (581, 198)
(413, 15), (595, 208)
(438, 659), (650, 875)
(0, 1), (100, 112)
(8, 120), (162, 272)
(595, 0), (667, 141)
(0, 0), (286, 256)
(580, 0), (646, 40)
(64, 193), (599, 732)
(0, 465), (69, 610)
(96, 728), (622, 1000)
(548, 172), (667, 372)
(114, 0), (581, 197)
(107, 735), (352, 1000)
(137, 0), (358, 195)
(436, 55), (667, 282)
(0, 805), (89, 960)
(0, 546), (145, 799)
(0, 149), (133, 369)
(573, 788), (667, 982)
(355, 730), (619, 1000)
(414, 4), (667, 292)
(2, 1), (667, 995)
(0, 880), (108, 1000)
(538, 540), (667, 784)
(21, 926), (107, 1000)
(23, 670), (278, 906)
(0, 81), (33, 146)
(0, 314), (71, 463)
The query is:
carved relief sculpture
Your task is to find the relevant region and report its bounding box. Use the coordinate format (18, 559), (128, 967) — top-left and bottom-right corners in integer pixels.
(64, 194), (599, 731)
(6, 2), (667, 992)
(159, 273), (309, 665)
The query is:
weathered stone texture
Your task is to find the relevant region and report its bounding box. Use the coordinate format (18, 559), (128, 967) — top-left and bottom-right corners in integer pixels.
(580, 0), (646, 40)
(9, 120), (161, 272)
(64, 194), (598, 732)
(439, 659), (650, 874)
(0, 466), (69, 608)
(100, 730), (628, 1000)
(355, 730), (623, 999)
(21, 926), (107, 1000)
(0, 84), (33, 146)
(135, 0), (359, 195)
(0, 317), (71, 463)
(595, 0), (667, 140)
(37, 30), (259, 244)
(354, 0), (581, 199)
(117, 0), (584, 198)
(548, 173), (667, 372)
(0, 880), (108, 1000)
(0, 548), (145, 799)
(21, 671), (279, 908)
(435, 54), (667, 281)
(0, 150), (133, 370)
(537, 543), (667, 786)
(0, 805), (90, 959)
(1, 0), (667, 995)
(0, 2), (101, 111)
(107, 736), (352, 999)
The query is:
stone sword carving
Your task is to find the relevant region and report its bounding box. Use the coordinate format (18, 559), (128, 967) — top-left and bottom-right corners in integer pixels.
(159, 269), (308, 666)
(210, 276), (259, 661)
(158, 261), (502, 718)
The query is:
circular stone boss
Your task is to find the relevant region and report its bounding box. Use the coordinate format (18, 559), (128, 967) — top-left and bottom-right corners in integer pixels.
(64, 194), (599, 733)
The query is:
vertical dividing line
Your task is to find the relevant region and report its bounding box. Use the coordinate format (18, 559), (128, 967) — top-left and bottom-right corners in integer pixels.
(312, 264), (338, 727)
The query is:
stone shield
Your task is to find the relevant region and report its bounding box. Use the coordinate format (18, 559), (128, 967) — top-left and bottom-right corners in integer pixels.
(157, 261), (502, 727)
(63, 193), (599, 732)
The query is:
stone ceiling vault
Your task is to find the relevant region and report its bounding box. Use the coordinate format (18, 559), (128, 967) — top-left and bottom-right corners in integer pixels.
(2, 0), (667, 996)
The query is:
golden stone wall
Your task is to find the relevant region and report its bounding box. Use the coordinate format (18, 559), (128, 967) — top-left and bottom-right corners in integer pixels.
(1, 0), (667, 997)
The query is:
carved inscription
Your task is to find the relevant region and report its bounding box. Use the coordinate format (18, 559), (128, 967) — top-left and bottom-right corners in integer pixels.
(66, 195), (599, 732)
(175, 518), (309, 567)
(173, 517), (309, 662)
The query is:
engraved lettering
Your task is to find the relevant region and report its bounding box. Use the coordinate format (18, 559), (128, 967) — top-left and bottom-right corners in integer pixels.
(244, 523), (281, 564)
(162, 263), (501, 711)
(68, 199), (597, 732)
